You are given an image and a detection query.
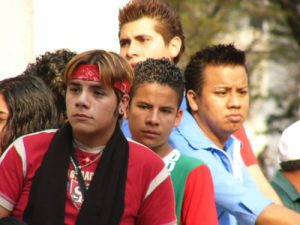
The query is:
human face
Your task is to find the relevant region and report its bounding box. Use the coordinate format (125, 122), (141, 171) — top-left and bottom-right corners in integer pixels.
(128, 83), (182, 157)
(0, 94), (9, 134)
(119, 17), (175, 68)
(66, 79), (123, 148)
(187, 65), (249, 148)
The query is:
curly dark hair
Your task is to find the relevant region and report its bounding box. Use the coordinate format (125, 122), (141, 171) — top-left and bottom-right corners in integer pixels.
(119, 0), (185, 64)
(184, 44), (247, 112)
(130, 58), (185, 107)
(0, 75), (59, 152)
(22, 49), (77, 125)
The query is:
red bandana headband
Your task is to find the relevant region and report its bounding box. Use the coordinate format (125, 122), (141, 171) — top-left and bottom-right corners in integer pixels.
(71, 64), (131, 94)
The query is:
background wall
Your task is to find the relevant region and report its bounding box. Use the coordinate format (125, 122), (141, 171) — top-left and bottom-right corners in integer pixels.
(0, 0), (129, 80)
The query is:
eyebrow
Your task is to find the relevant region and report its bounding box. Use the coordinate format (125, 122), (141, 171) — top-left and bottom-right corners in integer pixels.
(68, 81), (107, 90)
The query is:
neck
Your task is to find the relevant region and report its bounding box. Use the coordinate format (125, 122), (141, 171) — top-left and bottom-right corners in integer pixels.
(72, 125), (116, 149)
(152, 143), (173, 158)
(192, 113), (229, 149)
(283, 170), (300, 192)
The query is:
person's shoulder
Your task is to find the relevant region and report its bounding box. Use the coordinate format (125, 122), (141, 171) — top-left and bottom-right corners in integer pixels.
(1, 129), (58, 164)
(175, 150), (208, 171)
(12, 129), (58, 151)
(127, 138), (165, 166)
(20, 128), (57, 141)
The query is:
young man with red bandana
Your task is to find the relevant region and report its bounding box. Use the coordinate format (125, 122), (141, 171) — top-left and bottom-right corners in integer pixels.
(0, 50), (176, 225)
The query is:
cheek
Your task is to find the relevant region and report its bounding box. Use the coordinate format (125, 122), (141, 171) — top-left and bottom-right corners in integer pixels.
(119, 48), (126, 57)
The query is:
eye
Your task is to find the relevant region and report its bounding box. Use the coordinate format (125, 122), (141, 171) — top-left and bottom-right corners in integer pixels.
(120, 39), (130, 47)
(94, 91), (105, 97)
(215, 90), (227, 96)
(161, 108), (172, 114)
(68, 85), (80, 94)
(238, 89), (248, 96)
(137, 103), (149, 110)
(137, 36), (151, 44)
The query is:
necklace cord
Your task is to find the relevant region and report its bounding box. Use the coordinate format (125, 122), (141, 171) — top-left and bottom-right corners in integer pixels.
(70, 148), (87, 199)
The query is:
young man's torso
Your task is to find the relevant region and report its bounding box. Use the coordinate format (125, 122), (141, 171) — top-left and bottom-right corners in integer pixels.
(0, 130), (176, 225)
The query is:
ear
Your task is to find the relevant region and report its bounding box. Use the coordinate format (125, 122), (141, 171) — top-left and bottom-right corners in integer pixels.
(119, 94), (130, 118)
(174, 109), (183, 128)
(168, 36), (182, 60)
(186, 90), (199, 112)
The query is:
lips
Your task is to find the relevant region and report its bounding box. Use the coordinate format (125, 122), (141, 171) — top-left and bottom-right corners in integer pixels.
(142, 130), (160, 139)
(228, 114), (243, 123)
(72, 113), (92, 120)
(130, 63), (136, 69)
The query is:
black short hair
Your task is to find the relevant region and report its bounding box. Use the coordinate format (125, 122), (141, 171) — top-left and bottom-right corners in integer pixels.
(184, 44), (247, 112)
(280, 159), (300, 171)
(130, 58), (185, 108)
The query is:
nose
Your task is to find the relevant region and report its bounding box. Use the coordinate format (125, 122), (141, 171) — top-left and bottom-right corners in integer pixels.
(228, 92), (241, 108)
(146, 110), (160, 126)
(75, 91), (89, 109)
(126, 42), (138, 59)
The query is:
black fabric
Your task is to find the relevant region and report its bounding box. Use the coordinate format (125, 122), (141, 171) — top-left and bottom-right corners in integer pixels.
(0, 217), (27, 225)
(24, 122), (129, 225)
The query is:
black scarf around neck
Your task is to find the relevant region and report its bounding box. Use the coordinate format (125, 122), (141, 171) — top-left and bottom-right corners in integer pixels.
(24, 122), (129, 225)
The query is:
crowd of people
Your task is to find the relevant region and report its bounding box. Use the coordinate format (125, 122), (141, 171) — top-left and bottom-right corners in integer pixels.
(0, 0), (299, 224)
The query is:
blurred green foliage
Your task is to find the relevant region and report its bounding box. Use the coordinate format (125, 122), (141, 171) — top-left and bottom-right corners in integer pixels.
(166, 0), (300, 133)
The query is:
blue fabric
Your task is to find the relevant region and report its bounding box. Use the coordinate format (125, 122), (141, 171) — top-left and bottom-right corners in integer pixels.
(169, 109), (272, 225)
(121, 119), (131, 138)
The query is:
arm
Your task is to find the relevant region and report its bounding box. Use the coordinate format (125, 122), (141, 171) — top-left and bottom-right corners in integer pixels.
(234, 126), (283, 205)
(256, 204), (300, 225)
(0, 206), (10, 218)
(0, 146), (24, 218)
(181, 164), (218, 225)
(248, 164), (283, 205)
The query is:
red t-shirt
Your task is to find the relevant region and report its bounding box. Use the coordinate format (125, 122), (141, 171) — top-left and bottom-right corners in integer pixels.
(233, 126), (258, 166)
(0, 130), (176, 225)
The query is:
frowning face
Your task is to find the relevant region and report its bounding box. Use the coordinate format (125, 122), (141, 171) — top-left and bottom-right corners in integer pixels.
(188, 65), (249, 146)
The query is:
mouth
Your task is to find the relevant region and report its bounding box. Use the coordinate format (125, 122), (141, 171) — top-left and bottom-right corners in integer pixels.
(142, 130), (160, 139)
(130, 63), (136, 69)
(72, 113), (92, 120)
(228, 114), (243, 123)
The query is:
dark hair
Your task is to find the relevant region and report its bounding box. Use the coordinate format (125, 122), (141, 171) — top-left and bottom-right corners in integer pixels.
(0, 75), (59, 152)
(280, 160), (300, 171)
(22, 49), (77, 125)
(184, 44), (247, 112)
(130, 58), (184, 107)
(119, 0), (185, 64)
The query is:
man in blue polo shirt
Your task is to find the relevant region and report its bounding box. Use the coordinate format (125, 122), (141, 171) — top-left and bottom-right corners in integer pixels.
(169, 44), (300, 225)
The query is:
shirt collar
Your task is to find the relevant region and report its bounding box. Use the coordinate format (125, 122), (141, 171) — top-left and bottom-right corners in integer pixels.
(177, 109), (239, 152)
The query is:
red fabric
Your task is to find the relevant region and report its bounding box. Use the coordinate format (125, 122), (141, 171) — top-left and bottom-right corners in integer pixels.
(181, 164), (218, 225)
(0, 130), (176, 225)
(72, 64), (100, 82)
(233, 126), (258, 166)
